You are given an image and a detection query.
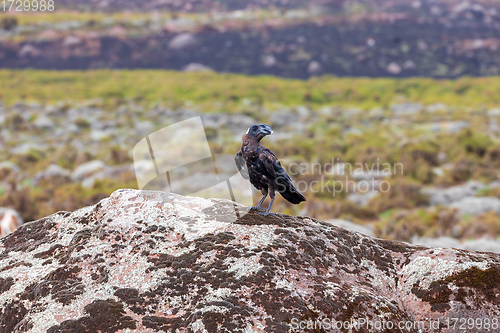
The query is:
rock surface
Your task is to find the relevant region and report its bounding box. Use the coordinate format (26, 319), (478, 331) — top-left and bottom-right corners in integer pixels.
(423, 181), (485, 206)
(71, 160), (107, 182)
(450, 197), (500, 216)
(1, 189), (500, 332)
(0, 208), (23, 238)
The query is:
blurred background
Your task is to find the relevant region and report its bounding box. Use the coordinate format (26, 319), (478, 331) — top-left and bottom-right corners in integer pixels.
(2, 0), (500, 252)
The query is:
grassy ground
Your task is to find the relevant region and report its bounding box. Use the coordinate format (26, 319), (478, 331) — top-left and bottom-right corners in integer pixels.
(3, 70), (500, 110)
(2, 8), (228, 25)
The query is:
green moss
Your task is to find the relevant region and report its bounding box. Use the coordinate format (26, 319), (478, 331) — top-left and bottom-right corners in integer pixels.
(374, 205), (500, 241)
(458, 211), (500, 239)
(413, 266), (500, 311)
(458, 130), (493, 158)
(442, 266), (500, 292)
(369, 177), (429, 215)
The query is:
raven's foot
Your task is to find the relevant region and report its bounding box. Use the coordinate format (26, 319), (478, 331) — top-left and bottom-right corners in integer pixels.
(250, 205), (265, 212)
(257, 211), (276, 216)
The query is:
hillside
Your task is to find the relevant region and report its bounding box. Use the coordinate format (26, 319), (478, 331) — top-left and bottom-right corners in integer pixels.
(1, 0), (500, 77)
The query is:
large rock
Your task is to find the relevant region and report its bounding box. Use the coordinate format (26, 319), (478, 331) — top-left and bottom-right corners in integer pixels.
(423, 181), (485, 205)
(33, 164), (71, 186)
(17, 44), (41, 57)
(450, 196), (500, 216)
(62, 35), (83, 47)
(347, 191), (378, 207)
(1, 189), (499, 332)
(168, 32), (199, 51)
(0, 161), (20, 174)
(71, 160), (107, 182)
(33, 115), (55, 130)
(183, 63), (214, 72)
(391, 103), (422, 116)
(81, 165), (133, 188)
(307, 61), (322, 75)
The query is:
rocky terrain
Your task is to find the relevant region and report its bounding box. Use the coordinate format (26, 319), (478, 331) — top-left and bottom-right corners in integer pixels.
(0, 189), (499, 332)
(2, 0), (500, 77)
(2, 68), (500, 251)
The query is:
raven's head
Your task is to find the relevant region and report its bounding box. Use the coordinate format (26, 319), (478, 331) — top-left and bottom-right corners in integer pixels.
(246, 124), (273, 141)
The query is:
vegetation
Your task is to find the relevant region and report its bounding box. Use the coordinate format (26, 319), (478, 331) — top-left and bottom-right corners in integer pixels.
(1, 70), (500, 242)
(3, 70), (500, 110)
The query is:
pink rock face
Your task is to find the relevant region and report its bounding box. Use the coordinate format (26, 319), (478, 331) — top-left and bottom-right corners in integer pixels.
(0, 209), (23, 237)
(0, 189), (499, 332)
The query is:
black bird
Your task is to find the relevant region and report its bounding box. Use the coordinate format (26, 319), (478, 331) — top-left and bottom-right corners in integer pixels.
(235, 124), (306, 216)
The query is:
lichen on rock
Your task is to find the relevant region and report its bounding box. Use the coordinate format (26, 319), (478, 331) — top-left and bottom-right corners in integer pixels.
(0, 189), (499, 332)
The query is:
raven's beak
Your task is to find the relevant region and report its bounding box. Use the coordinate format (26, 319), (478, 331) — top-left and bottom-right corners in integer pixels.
(259, 124), (273, 136)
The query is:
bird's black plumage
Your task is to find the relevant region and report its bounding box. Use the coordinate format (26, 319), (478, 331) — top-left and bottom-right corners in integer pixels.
(235, 124), (306, 216)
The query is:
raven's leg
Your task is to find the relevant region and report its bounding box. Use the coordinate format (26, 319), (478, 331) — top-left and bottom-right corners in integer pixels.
(258, 189), (276, 216)
(250, 188), (267, 211)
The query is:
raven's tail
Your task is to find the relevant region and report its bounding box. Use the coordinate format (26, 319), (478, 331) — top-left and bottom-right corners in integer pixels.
(277, 177), (306, 204)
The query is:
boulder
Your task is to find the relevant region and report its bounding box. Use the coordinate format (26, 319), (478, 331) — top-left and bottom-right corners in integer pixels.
(307, 61), (322, 75)
(269, 109), (301, 129)
(17, 44), (41, 57)
(351, 169), (391, 181)
(1, 189), (499, 332)
(81, 165), (133, 188)
(168, 32), (198, 51)
(90, 129), (113, 141)
(347, 191), (378, 206)
(262, 55), (277, 68)
(183, 63), (214, 72)
(387, 62), (402, 74)
(199, 113), (256, 134)
(33, 164), (71, 186)
(446, 121), (470, 133)
(62, 35), (83, 47)
(0, 161), (20, 174)
(134, 121), (154, 137)
(450, 196), (500, 216)
(11, 143), (46, 155)
(423, 181), (485, 205)
(33, 115), (55, 130)
(71, 160), (107, 182)
(391, 103), (422, 116)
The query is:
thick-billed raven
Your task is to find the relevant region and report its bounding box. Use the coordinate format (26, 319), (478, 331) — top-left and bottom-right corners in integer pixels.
(235, 124), (306, 216)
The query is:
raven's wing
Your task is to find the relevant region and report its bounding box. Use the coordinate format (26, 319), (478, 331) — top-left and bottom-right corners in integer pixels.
(262, 151), (291, 185)
(235, 150), (249, 180)
(261, 148), (306, 203)
(258, 149), (277, 180)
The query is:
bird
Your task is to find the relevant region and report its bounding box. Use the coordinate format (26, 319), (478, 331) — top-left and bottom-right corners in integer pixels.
(235, 124), (306, 216)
